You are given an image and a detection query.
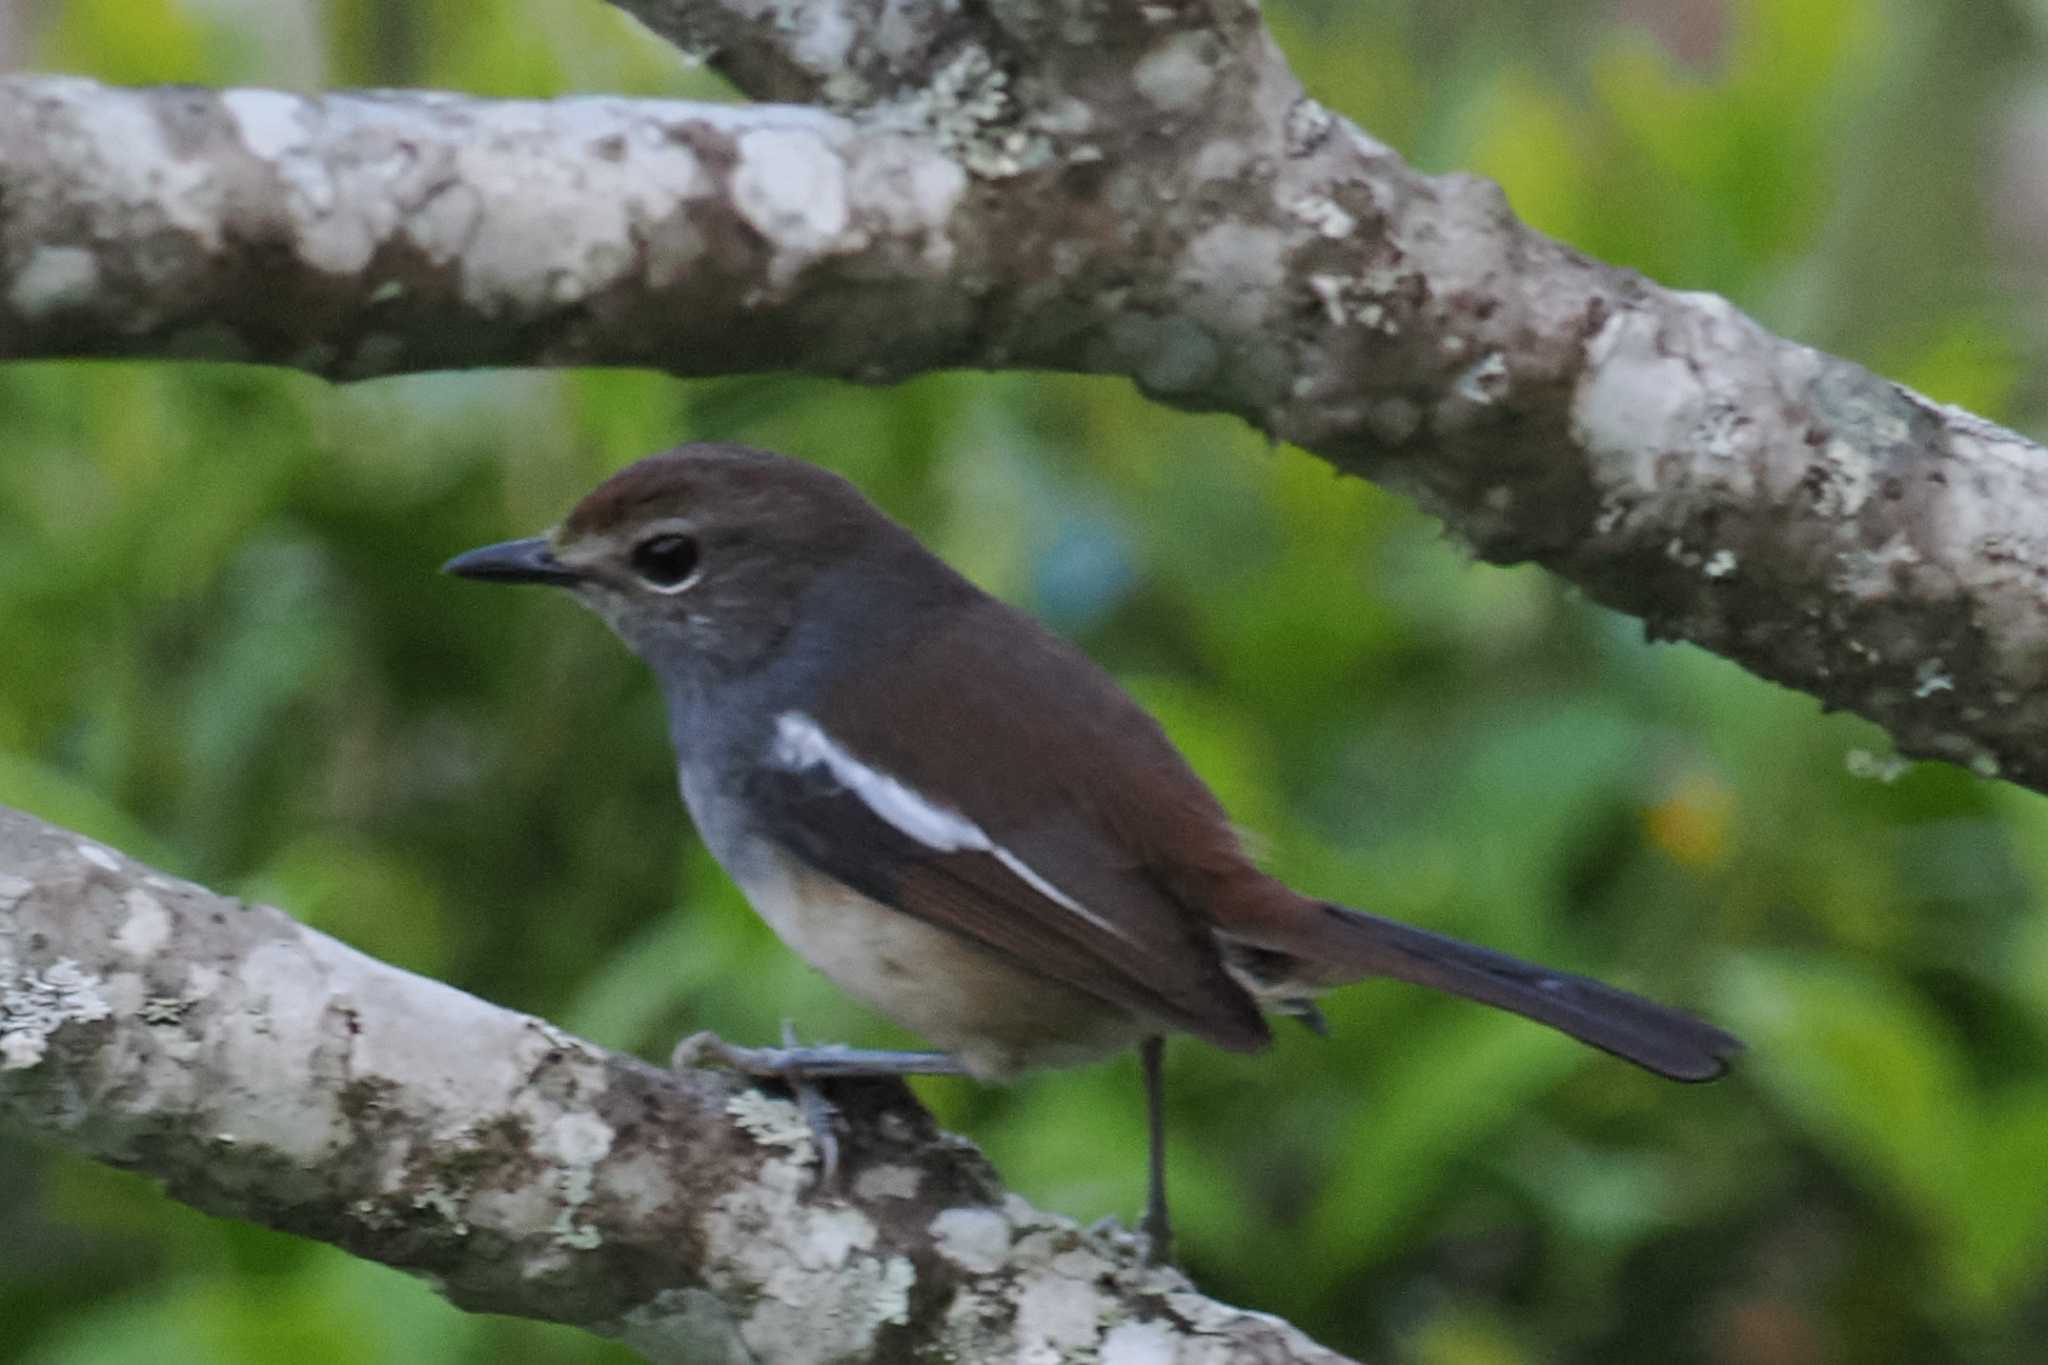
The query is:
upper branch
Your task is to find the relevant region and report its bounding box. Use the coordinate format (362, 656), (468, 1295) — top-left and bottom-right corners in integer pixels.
(602, 0), (1268, 111)
(0, 805), (1351, 1364)
(604, 0), (969, 105)
(4, 0), (2047, 793)
(0, 78), (979, 380)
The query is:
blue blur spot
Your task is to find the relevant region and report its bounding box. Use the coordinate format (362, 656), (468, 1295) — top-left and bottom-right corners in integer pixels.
(1032, 514), (1137, 632)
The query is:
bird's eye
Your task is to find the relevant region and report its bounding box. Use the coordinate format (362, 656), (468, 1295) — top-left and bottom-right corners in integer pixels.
(629, 533), (701, 591)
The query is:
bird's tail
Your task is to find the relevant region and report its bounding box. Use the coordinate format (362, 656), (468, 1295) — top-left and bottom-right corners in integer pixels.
(1222, 895), (1740, 1082)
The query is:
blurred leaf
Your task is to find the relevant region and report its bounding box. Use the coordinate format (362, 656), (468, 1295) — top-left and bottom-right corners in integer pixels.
(1307, 1013), (1584, 1276)
(1948, 1083), (2048, 1316)
(1439, 699), (1650, 942)
(1718, 953), (1973, 1229)
(0, 754), (174, 871)
(41, 0), (211, 84)
(1463, 73), (1590, 245)
(242, 834), (453, 973)
(1411, 1304), (1534, 1365)
(1879, 314), (2022, 418)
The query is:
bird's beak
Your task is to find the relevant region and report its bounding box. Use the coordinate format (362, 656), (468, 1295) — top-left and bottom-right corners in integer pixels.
(442, 536), (582, 587)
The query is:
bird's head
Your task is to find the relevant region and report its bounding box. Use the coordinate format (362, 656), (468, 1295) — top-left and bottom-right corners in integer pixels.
(444, 442), (885, 673)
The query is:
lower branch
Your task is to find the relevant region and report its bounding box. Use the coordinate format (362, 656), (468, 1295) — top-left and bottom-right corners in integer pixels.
(0, 805), (1353, 1365)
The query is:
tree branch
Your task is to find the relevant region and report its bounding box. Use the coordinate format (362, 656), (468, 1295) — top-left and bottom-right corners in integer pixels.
(6, 0), (2042, 794)
(0, 804), (1353, 1364)
(0, 78), (980, 380)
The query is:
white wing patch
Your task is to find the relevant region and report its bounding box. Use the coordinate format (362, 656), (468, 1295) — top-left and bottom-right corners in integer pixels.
(768, 711), (1130, 943)
(771, 712), (981, 850)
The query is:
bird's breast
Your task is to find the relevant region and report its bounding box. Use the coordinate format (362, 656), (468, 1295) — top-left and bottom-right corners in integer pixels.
(720, 836), (1151, 1081)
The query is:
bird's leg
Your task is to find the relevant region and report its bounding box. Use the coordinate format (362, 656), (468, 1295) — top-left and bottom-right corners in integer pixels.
(672, 1024), (967, 1184)
(674, 1030), (968, 1078)
(1140, 1034), (1172, 1264)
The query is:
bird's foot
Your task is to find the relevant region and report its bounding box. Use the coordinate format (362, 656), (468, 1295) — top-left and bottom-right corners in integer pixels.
(673, 1029), (968, 1079)
(672, 1024), (966, 1184)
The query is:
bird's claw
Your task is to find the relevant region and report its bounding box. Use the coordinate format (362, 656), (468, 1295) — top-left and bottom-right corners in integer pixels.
(671, 1023), (845, 1185)
(776, 1020), (844, 1184)
(672, 1027), (969, 1187)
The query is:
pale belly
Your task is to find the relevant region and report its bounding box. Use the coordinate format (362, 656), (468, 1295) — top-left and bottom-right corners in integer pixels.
(730, 844), (1151, 1081)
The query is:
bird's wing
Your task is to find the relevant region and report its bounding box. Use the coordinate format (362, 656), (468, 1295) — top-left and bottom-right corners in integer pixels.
(744, 599), (1272, 1053)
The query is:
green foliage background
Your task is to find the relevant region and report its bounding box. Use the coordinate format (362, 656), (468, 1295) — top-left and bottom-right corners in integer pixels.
(7, 0), (2048, 1360)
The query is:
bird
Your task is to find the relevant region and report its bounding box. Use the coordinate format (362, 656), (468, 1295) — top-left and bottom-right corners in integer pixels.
(445, 441), (1741, 1257)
